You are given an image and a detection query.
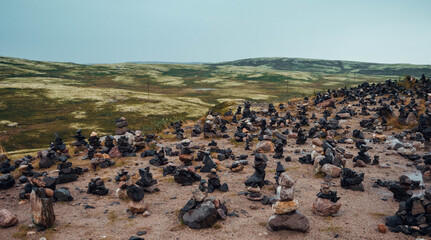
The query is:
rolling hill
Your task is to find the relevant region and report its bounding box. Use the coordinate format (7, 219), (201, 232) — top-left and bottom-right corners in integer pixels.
(0, 56), (429, 151)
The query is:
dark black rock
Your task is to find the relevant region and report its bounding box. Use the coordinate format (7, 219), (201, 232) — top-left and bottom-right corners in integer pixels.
(129, 236), (144, 240)
(181, 201), (218, 229)
(317, 191), (340, 203)
(200, 151), (217, 173)
(274, 162), (285, 184)
(127, 185), (145, 202)
(136, 167), (157, 188)
(244, 153), (268, 188)
(0, 174), (15, 190)
(298, 154), (314, 165)
(87, 178), (109, 195)
(174, 167), (201, 186)
(149, 148), (168, 166)
(54, 188), (74, 202)
(340, 168), (364, 191)
(388, 184), (413, 201)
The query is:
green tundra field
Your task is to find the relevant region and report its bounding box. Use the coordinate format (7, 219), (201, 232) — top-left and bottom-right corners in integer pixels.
(0, 56), (430, 151)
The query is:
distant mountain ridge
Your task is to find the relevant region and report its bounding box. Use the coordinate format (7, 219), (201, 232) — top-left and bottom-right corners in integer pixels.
(1, 55), (430, 77)
(215, 57), (431, 76)
(125, 61), (208, 65)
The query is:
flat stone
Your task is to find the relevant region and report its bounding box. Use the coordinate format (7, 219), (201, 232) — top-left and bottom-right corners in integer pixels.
(179, 154), (194, 163)
(128, 200), (148, 214)
(247, 193), (264, 201)
(272, 200), (298, 215)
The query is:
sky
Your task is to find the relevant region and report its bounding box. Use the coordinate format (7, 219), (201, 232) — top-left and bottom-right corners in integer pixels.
(0, 0), (430, 64)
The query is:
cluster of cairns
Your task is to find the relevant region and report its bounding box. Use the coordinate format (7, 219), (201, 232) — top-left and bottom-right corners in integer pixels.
(3, 74), (431, 239)
(386, 186), (431, 236)
(38, 133), (71, 169)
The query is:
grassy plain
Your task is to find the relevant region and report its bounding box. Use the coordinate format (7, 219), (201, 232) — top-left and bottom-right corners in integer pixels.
(1, 56), (429, 151)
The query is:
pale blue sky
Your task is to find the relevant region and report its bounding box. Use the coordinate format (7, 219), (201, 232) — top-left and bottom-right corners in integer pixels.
(0, 0), (430, 64)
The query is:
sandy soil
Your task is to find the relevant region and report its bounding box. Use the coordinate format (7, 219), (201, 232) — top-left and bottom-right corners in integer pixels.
(1, 98), (426, 240)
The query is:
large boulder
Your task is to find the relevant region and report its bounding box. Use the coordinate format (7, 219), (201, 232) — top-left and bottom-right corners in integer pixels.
(267, 210), (310, 232)
(272, 200), (298, 214)
(182, 201), (218, 229)
(0, 209), (18, 227)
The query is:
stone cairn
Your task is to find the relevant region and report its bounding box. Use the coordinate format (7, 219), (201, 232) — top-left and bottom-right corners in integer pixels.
(312, 178), (341, 216)
(38, 133), (70, 169)
(267, 173), (310, 232)
(29, 177), (56, 230)
(340, 168), (365, 191)
(179, 141), (195, 166)
(244, 153), (268, 201)
(171, 121), (184, 139)
(87, 177), (109, 195)
(386, 187), (431, 236)
(72, 129), (88, 149)
(127, 185), (148, 214)
(149, 148), (168, 166)
(179, 188), (228, 229)
(136, 167), (159, 193)
(206, 168), (229, 193)
(115, 116), (128, 135)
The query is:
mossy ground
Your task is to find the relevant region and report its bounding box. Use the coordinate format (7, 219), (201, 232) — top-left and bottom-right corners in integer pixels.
(0, 56), (415, 151)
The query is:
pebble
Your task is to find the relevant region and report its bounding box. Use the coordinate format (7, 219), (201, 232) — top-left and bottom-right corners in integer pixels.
(378, 224), (387, 233)
(228, 212), (239, 217)
(142, 211), (152, 217)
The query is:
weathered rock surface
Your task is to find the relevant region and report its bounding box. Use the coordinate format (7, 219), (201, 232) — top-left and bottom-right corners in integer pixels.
(312, 197), (341, 216)
(182, 201), (218, 229)
(267, 210), (310, 232)
(0, 209), (18, 227)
